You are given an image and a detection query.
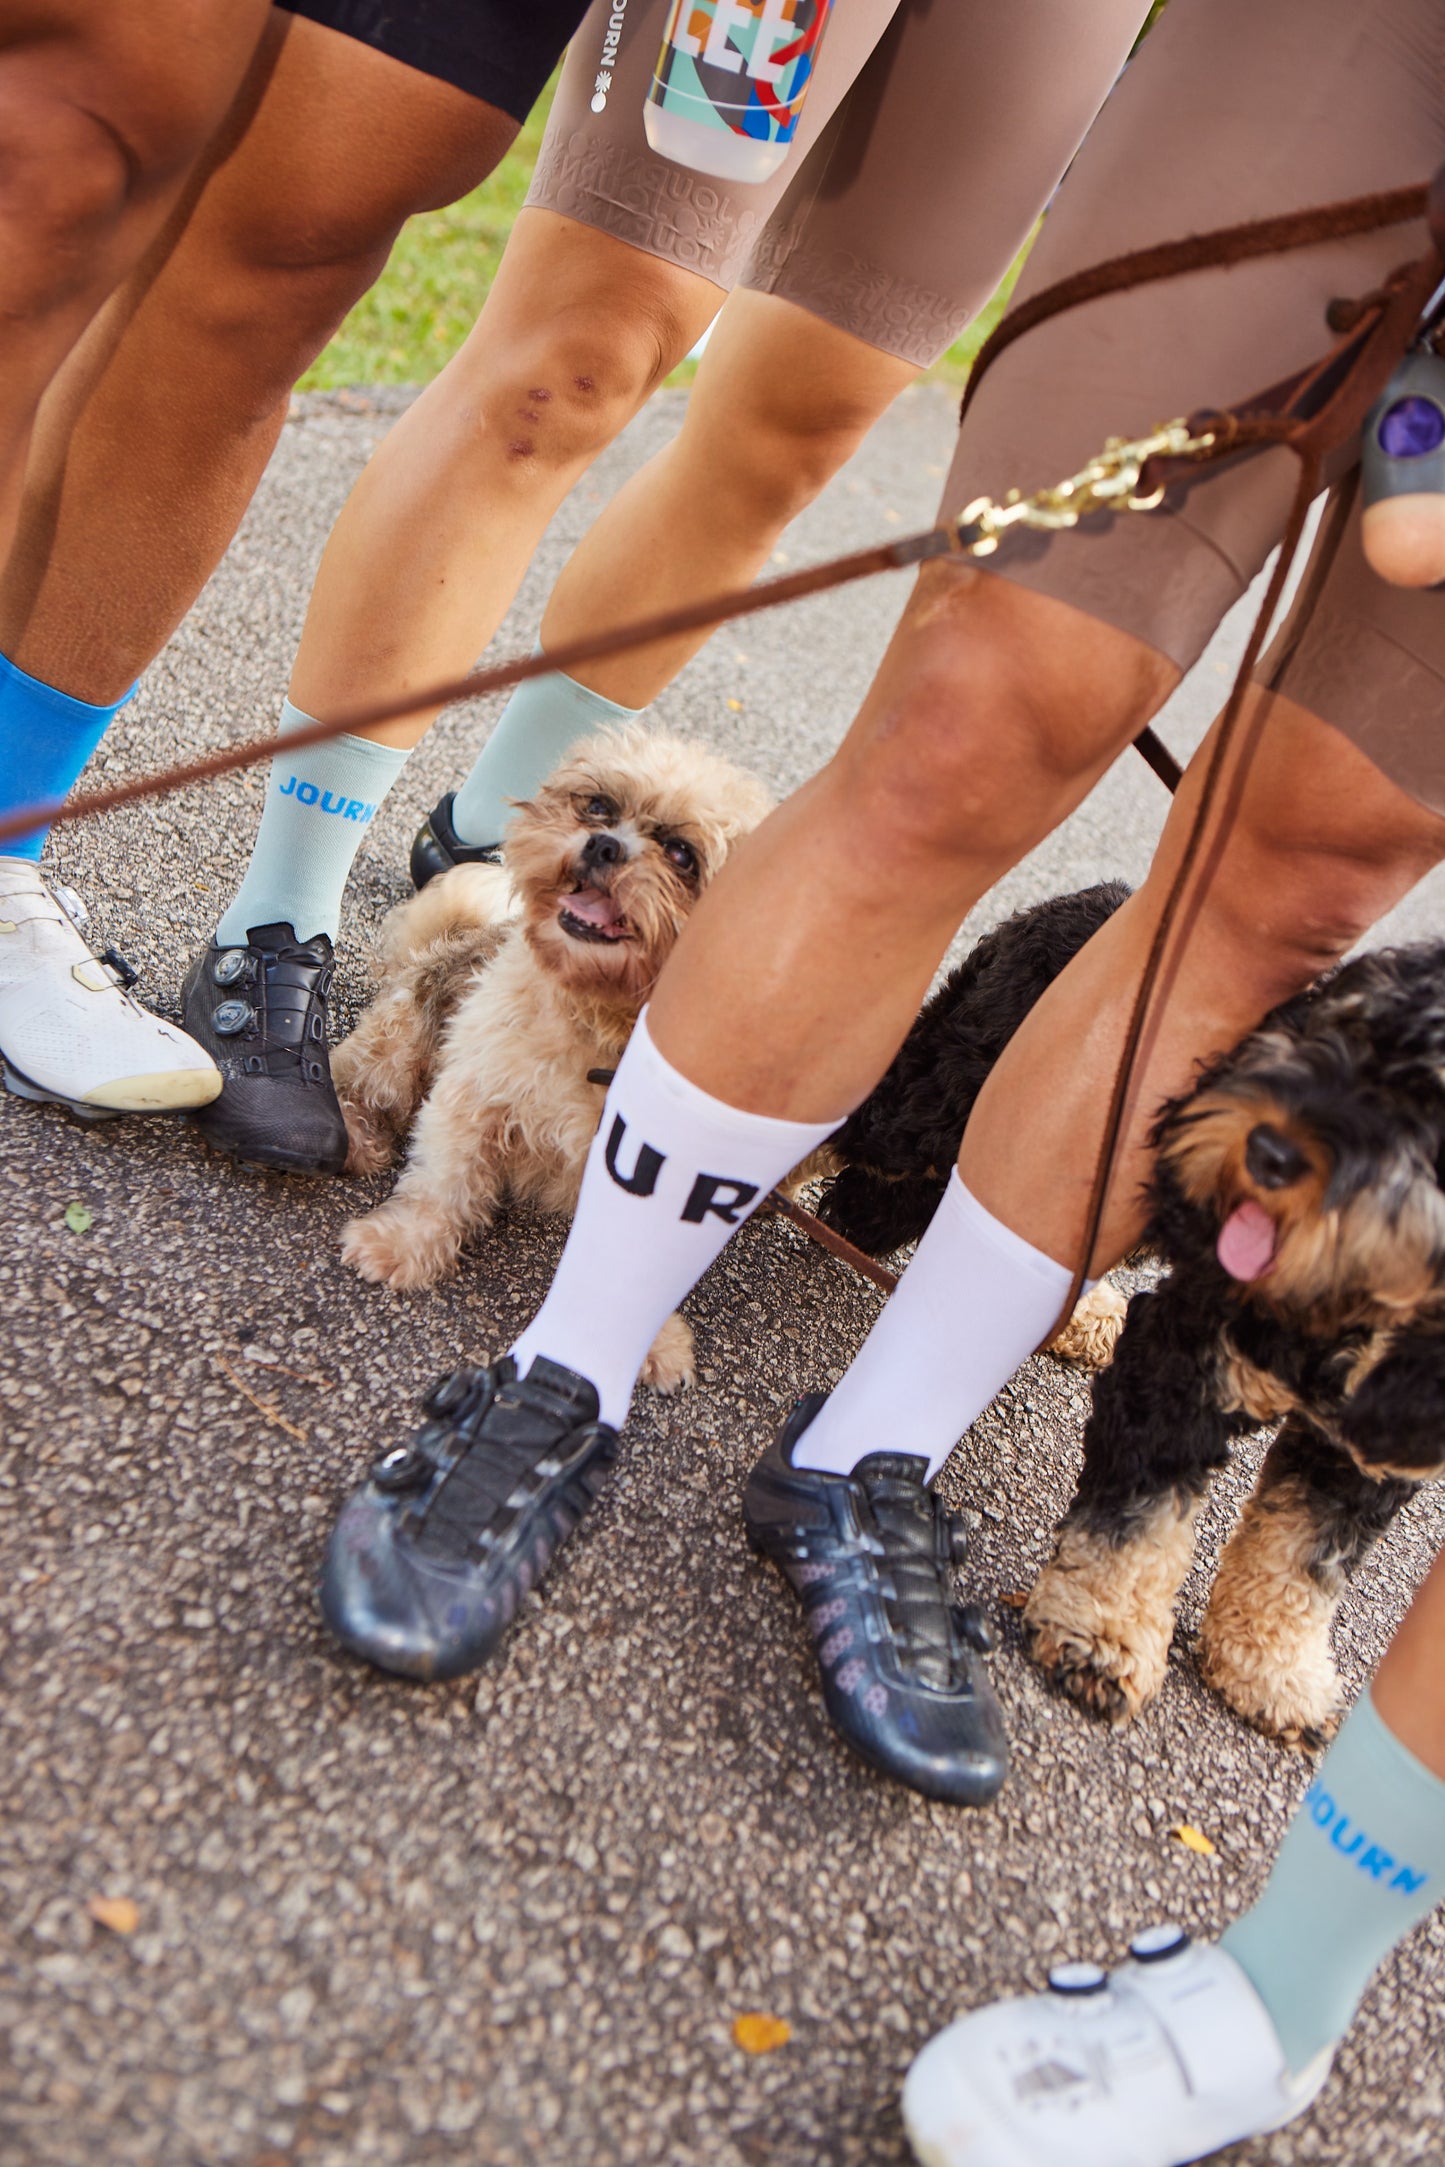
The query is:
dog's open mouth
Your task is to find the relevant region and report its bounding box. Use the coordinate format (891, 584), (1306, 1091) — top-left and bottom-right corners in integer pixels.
(1217, 1198), (1278, 1281)
(558, 885), (631, 944)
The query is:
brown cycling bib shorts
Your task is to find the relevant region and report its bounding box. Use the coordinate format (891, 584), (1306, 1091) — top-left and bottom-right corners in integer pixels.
(531, 0), (1151, 368)
(948, 0), (1445, 815)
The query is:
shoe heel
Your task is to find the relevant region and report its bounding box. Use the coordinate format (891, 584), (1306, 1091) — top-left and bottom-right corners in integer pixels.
(3, 1058), (117, 1121)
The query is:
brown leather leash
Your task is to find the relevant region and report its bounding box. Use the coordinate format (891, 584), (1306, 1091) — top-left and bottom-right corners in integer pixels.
(766, 1189), (901, 1297)
(4, 179), (1439, 1332)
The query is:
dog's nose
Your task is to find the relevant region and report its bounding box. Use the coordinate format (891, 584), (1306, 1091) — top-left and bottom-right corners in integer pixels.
(1245, 1122), (1307, 1189)
(580, 831), (625, 875)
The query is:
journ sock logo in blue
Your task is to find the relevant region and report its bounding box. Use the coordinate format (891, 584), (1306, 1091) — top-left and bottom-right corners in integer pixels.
(279, 775), (376, 821)
(1306, 1778), (1429, 1893)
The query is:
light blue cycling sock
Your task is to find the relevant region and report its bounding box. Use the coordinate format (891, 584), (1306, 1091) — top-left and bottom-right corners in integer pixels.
(1222, 1687), (1445, 2074)
(214, 700), (409, 947)
(449, 651), (642, 847)
(0, 650), (135, 860)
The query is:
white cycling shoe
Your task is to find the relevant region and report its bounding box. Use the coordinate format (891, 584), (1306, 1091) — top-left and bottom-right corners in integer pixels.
(0, 855), (221, 1117)
(903, 1927), (1333, 2167)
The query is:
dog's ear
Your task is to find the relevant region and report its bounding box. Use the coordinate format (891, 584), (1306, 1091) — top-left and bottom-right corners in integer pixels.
(1337, 1326), (1445, 1479)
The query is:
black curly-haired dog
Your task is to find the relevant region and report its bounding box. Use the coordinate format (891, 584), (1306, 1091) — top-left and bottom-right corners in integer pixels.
(1020, 940), (1445, 1747)
(821, 893), (1445, 1748)
(818, 880), (1133, 1365)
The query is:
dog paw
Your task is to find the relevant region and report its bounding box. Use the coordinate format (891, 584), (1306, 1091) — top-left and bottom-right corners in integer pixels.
(1023, 1512), (1197, 1723)
(1023, 1593), (1163, 1723)
(1045, 1281), (1128, 1370)
(1198, 1606), (1343, 1749)
(340, 1101), (397, 1178)
(340, 1206), (458, 1291)
(639, 1312), (695, 1395)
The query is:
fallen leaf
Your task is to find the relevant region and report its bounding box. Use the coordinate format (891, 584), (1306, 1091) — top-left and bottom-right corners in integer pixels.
(63, 1201), (93, 1235)
(733, 2012), (791, 2054)
(88, 1895), (140, 1935)
(1171, 1823), (1217, 1857)
(726, 698), (743, 711)
(998, 1591), (1030, 1610)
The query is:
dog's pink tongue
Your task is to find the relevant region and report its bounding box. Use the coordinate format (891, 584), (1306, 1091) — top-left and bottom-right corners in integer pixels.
(565, 888), (623, 929)
(1217, 1200), (1277, 1281)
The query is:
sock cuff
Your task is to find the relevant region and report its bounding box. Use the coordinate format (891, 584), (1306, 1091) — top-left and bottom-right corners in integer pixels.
(278, 695), (320, 738)
(632, 1009), (841, 1151)
(0, 647), (136, 721)
(1360, 1683), (1445, 1791)
(277, 699), (409, 772)
(532, 643), (645, 725)
(944, 1171), (1076, 1292)
(1318, 1687), (1445, 1874)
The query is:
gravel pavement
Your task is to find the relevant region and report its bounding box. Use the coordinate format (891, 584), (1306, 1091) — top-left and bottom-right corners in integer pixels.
(3, 384), (1443, 2167)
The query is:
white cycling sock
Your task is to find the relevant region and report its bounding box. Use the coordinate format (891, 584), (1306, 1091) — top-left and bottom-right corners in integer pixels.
(793, 1169), (1075, 1483)
(450, 654), (641, 847)
(215, 700), (409, 946)
(1222, 1686), (1445, 2074)
(512, 1012), (838, 1427)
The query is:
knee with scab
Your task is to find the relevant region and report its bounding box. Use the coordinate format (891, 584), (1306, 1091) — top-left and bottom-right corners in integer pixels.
(476, 314), (674, 473)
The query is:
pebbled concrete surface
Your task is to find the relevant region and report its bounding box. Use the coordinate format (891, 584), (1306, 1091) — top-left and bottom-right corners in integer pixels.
(2, 383), (1443, 2167)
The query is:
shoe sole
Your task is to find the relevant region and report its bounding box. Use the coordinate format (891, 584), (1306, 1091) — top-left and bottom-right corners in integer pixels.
(191, 1125), (346, 1178)
(3, 1055), (221, 1117)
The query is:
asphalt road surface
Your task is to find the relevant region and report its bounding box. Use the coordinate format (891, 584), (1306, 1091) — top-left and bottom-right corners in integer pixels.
(3, 385), (1443, 2167)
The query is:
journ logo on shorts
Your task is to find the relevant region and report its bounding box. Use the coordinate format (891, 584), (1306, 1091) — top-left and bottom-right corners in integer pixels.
(590, 0), (631, 111)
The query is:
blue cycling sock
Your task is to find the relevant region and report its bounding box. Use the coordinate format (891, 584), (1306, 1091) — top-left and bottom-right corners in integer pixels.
(1222, 1687), (1445, 2074)
(0, 651), (135, 860)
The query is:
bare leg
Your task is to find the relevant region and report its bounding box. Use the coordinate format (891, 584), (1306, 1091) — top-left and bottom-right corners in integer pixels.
(535, 289), (920, 706)
(957, 691), (1445, 1273)
(1373, 1540), (1445, 1779)
(288, 208), (723, 746)
(0, 10), (518, 700)
(647, 565), (1179, 1118)
(0, 0), (269, 558)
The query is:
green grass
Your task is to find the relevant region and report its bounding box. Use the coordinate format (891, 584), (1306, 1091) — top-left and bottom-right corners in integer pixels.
(297, 72), (1029, 393)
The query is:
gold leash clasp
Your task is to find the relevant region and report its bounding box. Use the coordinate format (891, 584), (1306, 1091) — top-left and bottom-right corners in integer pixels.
(955, 418), (1218, 556)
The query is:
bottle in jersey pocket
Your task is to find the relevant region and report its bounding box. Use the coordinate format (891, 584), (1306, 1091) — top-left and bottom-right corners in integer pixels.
(644, 0), (836, 185)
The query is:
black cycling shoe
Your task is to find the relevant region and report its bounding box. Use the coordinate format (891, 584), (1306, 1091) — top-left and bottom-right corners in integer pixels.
(180, 921), (347, 1174)
(409, 792), (504, 892)
(319, 1355), (618, 1681)
(743, 1395), (1009, 1806)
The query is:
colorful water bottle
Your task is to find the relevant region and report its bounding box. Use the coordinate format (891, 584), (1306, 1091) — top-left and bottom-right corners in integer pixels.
(644, 0), (836, 186)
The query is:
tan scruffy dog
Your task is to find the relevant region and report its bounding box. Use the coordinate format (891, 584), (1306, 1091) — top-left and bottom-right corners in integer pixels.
(332, 723), (773, 1391)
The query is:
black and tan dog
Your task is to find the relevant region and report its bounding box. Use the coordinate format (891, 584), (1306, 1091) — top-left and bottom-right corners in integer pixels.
(821, 897), (1445, 1748)
(1025, 940), (1445, 1747)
